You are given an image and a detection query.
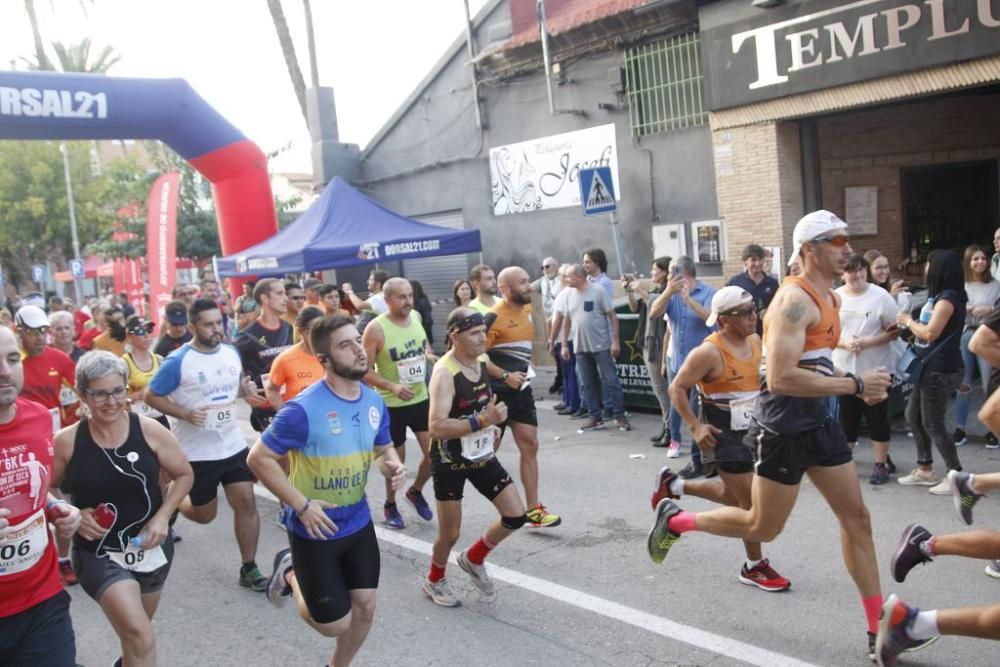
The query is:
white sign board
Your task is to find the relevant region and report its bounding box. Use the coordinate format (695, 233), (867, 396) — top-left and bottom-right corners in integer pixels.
(845, 186), (878, 236)
(489, 124), (620, 216)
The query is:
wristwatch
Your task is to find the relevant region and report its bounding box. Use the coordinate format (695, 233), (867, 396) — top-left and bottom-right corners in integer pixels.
(501, 370), (510, 382)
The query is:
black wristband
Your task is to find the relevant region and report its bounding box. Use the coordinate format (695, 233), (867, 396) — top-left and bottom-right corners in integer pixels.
(845, 372), (864, 397)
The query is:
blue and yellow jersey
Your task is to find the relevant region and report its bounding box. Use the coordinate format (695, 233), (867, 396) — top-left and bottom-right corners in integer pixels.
(262, 379), (391, 540)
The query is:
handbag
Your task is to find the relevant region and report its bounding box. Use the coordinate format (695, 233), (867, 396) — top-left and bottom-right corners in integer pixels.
(894, 328), (960, 385)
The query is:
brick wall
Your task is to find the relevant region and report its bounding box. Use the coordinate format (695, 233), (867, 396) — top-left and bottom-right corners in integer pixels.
(818, 93), (1000, 273)
(710, 120), (805, 287)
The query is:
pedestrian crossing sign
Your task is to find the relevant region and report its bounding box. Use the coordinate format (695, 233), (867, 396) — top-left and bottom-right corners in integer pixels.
(578, 167), (617, 216)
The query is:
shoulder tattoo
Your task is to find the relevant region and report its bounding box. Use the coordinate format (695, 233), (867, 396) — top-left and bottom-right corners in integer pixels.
(784, 300), (806, 324)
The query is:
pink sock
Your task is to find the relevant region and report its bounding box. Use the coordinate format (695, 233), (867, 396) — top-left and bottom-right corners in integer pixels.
(667, 511), (698, 534)
(862, 595), (883, 634)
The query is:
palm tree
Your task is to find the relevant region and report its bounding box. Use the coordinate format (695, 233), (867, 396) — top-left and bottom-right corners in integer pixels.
(51, 38), (121, 73)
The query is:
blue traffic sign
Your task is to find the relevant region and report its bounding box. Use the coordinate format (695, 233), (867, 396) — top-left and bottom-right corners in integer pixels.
(69, 258), (85, 279)
(31, 264), (46, 283)
(578, 166), (617, 216)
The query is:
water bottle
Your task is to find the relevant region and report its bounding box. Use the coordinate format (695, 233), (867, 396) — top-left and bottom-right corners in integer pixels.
(896, 291), (911, 315)
(914, 297), (934, 348)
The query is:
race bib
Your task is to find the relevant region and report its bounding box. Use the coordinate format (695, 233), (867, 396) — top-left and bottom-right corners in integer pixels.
(48, 407), (60, 433)
(131, 400), (162, 419)
(204, 402), (236, 431)
(729, 395), (756, 432)
(59, 386), (78, 407)
(0, 508), (50, 576)
(460, 426), (496, 462)
(397, 355), (426, 385)
(108, 543), (167, 573)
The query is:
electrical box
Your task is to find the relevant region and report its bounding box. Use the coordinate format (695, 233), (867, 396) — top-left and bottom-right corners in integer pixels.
(652, 223), (687, 260)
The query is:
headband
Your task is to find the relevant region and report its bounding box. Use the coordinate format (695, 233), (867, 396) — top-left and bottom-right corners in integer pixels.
(448, 312), (485, 334)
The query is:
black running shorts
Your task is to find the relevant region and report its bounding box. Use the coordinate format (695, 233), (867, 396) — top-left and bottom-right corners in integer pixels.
(289, 521), (380, 624)
(431, 456), (514, 502)
(700, 429), (754, 475)
(837, 394), (891, 443)
(387, 400), (430, 446)
(0, 591), (76, 667)
(188, 448), (256, 507)
(750, 417), (852, 486)
(495, 386), (537, 428)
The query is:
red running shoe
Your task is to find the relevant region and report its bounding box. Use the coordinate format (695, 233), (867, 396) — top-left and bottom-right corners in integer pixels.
(739, 559), (790, 592)
(650, 465), (680, 510)
(58, 559), (78, 586)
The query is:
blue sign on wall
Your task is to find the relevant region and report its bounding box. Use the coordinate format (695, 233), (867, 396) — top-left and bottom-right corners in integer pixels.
(578, 167), (617, 216)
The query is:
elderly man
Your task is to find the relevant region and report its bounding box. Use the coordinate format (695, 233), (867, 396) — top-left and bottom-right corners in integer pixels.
(532, 257), (563, 395)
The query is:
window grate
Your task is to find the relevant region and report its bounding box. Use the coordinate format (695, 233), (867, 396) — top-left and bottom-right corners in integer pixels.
(625, 32), (708, 136)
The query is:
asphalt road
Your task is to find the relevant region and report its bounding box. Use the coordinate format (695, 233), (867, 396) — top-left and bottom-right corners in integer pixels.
(68, 371), (1000, 666)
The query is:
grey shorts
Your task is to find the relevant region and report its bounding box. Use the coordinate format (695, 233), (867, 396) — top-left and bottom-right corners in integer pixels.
(699, 429), (755, 475)
(72, 535), (175, 600)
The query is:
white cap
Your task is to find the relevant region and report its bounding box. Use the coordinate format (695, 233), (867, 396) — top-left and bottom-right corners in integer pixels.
(787, 210), (848, 267)
(705, 286), (754, 328)
(14, 305), (49, 329)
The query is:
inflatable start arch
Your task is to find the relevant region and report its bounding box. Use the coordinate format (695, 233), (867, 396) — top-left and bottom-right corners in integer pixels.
(0, 70), (278, 267)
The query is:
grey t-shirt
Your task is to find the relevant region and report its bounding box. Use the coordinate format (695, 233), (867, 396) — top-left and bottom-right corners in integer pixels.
(566, 284), (613, 353)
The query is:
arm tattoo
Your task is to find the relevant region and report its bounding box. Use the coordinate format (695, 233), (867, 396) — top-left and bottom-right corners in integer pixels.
(784, 301), (806, 324)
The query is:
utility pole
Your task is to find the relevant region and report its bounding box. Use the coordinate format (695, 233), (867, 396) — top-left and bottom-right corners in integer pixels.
(60, 143), (84, 304)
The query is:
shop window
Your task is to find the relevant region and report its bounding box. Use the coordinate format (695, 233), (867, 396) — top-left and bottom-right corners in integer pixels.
(624, 32), (708, 136)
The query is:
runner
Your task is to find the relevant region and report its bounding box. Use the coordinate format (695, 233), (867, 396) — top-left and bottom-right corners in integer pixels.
(361, 278), (436, 529)
(144, 298), (270, 591)
(122, 315), (169, 428)
(468, 264), (498, 315)
(486, 267), (561, 527)
(48, 311), (85, 362)
(235, 278), (294, 433)
(266, 306), (326, 408)
(654, 286), (790, 592)
(646, 211), (899, 660)
(0, 325), (82, 667)
(15, 304), (80, 584)
(153, 301), (192, 358)
(53, 351), (193, 667)
(422, 308), (526, 606)
(248, 314), (406, 667)
(283, 281), (305, 341)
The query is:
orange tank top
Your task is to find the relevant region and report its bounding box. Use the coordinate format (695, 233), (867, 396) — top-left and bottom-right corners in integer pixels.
(763, 275), (841, 355)
(698, 332), (761, 397)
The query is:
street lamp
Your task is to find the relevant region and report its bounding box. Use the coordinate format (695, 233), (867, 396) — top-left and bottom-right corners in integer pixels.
(60, 142), (84, 305)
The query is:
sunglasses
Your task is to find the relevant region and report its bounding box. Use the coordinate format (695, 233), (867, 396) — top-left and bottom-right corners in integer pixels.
(810, 235), (851, 247)
(721, 307), (757, 318)
(20, 326), (49, 335)
(127, 322), (155, 336)
(542, 265), (555, 270)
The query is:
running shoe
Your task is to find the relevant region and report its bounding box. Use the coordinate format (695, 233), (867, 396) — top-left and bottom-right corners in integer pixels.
(876, 594), (934, 667)
(557, 406), (577, 415)
(952, 428), (967, 446)
(405, 487), (434, 522)
(58, 559), (78, 587)
(666, 441), (681, 458)
(647, 499), (682, 565)
(650, 425), (668, 443)
(739, 559), (791, 592)
(615, 416), (632, 432)
(927, 480), (950, 496)
(569, 409), (589, 420)
(383, 503), (405, 530)
(266, 548), (293, 608)
(869, 463), (890, 486)
(457, 550), (495, 595)
(986, 433), (1000, 449)
(867, 632), (877, 662)
(986, 560), (1000, 580)
(650, 465), (680, 510)
(553, 402), (566, 411)
(422, 577), (461, 607)
(677, 460), (704, 479)
(886, 455), (897, 474)
(948, 470), (983, 525)
(239, 563), (268, 592)
(890, 524), (933, 583)
(577, 417), (604, 432)
(896, 468), (936, 486)
(526, 504), (561, 528)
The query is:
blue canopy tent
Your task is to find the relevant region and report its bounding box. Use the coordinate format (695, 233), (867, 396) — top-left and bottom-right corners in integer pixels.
(215, 177), (481, 277)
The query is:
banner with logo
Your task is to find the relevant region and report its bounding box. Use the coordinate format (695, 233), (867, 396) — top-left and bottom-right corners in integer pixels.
(146, 172), (180, 327)
(489, 124), (620, 216)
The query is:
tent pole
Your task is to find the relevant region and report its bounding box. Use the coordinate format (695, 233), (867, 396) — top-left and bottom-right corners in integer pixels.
(478, 251), (483, 265)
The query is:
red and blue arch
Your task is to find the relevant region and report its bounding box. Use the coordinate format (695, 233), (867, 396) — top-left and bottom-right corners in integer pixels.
(0, 70), (277, 263)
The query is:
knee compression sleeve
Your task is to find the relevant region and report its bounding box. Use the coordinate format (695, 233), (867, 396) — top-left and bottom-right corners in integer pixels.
(500, 514), (527, 530)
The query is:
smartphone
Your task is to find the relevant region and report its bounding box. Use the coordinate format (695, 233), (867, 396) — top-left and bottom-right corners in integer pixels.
(624, 273), (636, 282)
(671, 266), (681, 278)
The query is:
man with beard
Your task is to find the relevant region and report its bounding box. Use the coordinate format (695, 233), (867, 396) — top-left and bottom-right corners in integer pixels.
(485, 267), (561, 527)
(468, 265), (498, 315)
(250, 315), (406, 667)
(144, 299), (270, 591)
(362, 278), (437, 529)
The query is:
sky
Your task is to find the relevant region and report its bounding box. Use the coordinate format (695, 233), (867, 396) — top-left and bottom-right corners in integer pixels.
(0, 0), (492, 172)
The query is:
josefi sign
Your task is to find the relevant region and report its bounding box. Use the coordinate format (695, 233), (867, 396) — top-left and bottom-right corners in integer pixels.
(700, 0), (1000, 110)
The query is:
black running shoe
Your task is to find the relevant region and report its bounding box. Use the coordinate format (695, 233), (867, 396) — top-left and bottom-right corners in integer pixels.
(890, 524), (933, 583)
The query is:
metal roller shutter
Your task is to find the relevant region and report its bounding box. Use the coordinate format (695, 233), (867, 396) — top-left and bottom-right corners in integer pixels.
(401, 211), (471, 352)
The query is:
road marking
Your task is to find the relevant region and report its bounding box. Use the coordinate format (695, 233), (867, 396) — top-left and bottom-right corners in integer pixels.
(252, 484), (818, 667)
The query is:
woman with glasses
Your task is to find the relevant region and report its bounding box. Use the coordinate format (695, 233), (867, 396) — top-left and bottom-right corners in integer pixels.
(863, 250), (906, 297)
(953, 245), (1000, 448)
(52, 351), (192, 667)
(833, 254), (900, 485)
(122, 316), (168, 429)
(897, 250), (968, 494)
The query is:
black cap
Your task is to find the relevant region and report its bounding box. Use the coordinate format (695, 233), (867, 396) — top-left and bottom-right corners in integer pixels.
(165, 300), (188, 325)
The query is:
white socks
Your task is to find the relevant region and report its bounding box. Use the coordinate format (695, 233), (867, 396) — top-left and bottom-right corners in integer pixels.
(908, 610), (939, 640)
(669, 478), (685, 497)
